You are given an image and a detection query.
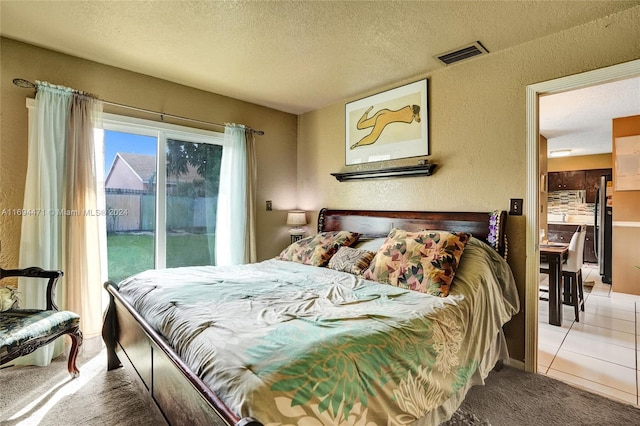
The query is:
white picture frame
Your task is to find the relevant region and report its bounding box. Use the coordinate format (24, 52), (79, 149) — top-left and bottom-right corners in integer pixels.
(345, 79), (428, 166)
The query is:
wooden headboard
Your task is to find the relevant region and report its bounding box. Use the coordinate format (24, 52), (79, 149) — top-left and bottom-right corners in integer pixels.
(318, 208), (508, 258)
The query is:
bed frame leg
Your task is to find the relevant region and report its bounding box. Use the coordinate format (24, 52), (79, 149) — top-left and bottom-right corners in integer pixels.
(493, 359), (504, 371)
(102, 281), (122, 371)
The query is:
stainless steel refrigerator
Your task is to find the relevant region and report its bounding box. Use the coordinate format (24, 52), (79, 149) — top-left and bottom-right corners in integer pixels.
(594, 174), (613, 284)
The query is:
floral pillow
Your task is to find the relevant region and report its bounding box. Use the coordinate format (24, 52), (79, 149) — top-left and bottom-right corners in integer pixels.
(327, 246), (376, 275)
(278, 231), (360, 267)
(363, 229), (471, 297)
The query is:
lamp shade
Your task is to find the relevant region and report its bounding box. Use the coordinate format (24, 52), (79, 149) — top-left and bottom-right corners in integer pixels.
(286, 210), (307, 226)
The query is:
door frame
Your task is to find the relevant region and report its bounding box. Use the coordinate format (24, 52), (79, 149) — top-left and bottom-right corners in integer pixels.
(524, 59), (640, 372)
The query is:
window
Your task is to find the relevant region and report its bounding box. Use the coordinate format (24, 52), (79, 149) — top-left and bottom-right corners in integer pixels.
(100, 115), (224, 282)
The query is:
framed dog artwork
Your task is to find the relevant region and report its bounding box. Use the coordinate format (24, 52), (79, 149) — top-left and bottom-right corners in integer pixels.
(345, 79), (428, 166)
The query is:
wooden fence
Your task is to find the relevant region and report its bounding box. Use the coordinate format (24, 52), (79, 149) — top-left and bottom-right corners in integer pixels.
(105, 190), (215, 232)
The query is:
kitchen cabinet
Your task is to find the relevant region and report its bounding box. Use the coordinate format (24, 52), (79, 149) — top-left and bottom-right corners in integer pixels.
(547, 224), (597, 263)
(585, 168), (612, 203)
(547, 168), (612, 202)
(547, 171), (585, 191)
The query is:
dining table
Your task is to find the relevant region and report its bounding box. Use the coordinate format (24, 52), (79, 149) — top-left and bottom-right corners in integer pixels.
(540, 242), (570, 326)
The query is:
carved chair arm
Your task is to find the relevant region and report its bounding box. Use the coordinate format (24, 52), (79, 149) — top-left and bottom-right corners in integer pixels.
(0, 267), (64, 310)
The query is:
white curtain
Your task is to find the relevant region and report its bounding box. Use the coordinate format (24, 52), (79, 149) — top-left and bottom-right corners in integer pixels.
(63, 93), (104, 340)
(245, 131), (257, 263)
(215, 124), (257, 265)
(18, 82), (104, 366)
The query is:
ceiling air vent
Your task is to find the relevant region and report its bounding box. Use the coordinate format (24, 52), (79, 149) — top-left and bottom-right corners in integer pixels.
(436, 41), (489, 65)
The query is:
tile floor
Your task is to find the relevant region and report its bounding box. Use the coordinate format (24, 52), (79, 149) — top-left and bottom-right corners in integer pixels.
(538, 263), (640, 406)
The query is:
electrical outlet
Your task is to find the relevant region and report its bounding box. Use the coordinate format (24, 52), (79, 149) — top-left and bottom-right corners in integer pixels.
(510, 198), (523, 216)
(266, 200), (272, 211)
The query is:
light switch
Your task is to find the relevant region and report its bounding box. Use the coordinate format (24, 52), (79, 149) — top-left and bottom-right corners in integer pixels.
(510, 198), (523, 216)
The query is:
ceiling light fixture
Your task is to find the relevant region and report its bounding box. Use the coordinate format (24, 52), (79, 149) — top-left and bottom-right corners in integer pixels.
(549, 149), (572, 158)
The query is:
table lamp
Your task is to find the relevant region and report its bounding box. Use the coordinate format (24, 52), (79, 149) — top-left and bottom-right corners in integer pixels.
(286, 210), (307, 243)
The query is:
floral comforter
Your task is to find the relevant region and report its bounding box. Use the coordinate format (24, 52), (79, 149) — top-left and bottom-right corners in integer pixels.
(118, 238), (519, 425)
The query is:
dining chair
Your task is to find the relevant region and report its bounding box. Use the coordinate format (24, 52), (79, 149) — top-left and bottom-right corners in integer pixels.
(539, 224), (587, 321)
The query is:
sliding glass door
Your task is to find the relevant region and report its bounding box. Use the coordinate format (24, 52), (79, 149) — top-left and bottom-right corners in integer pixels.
(104, 130), (157, 282)
(102, 116), (224, 283)
(165, 139), (222, 267)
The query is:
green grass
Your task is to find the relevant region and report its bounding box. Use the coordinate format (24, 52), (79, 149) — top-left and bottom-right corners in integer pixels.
(107, 233), (214, 283)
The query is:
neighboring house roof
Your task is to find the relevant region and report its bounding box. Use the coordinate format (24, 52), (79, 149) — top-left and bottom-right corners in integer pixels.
(117, 153), (157, 183)
(106, 152), (204, 188)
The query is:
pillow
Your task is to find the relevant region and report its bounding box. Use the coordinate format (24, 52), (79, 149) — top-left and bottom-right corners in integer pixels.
(278, 231), (360, 266)
(0, 287), (20, 312)
(363, 229), (471, 297)
(352, 237), (387, 252)
(327, 246), (376, 275)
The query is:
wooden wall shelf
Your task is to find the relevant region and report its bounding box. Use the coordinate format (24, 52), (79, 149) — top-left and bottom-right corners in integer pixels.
(331, 163), (437, 182)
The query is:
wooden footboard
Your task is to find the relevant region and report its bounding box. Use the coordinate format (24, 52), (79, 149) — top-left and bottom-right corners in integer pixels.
(102, 281), (263, 426)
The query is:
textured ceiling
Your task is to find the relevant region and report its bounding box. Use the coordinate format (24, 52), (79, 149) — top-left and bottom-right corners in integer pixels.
(1, 1), (639, 156)
(2, 0), (638, 114)
(540, 78), (640, 157)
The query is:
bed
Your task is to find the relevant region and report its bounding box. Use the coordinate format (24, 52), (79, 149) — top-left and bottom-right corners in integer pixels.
(102, 208), (518, 425)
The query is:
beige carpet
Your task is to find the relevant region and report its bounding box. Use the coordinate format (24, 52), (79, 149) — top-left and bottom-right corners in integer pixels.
(460, 365), (640, 426)
(3, 348), (639, 425)
(1, 347), (489, 425)
(0, 347), (166, 426)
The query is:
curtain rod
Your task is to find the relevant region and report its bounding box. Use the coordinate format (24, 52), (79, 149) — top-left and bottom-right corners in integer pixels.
(12, 78), (265, 136)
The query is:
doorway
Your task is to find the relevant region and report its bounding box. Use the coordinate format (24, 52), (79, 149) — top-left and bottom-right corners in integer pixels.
(524, 59), (640, 374)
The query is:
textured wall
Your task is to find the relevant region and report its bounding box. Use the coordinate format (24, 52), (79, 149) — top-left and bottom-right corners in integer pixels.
(548, 153), (612, 172)
(297, 6), (640, 362)
(0, 38), (298, 273)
